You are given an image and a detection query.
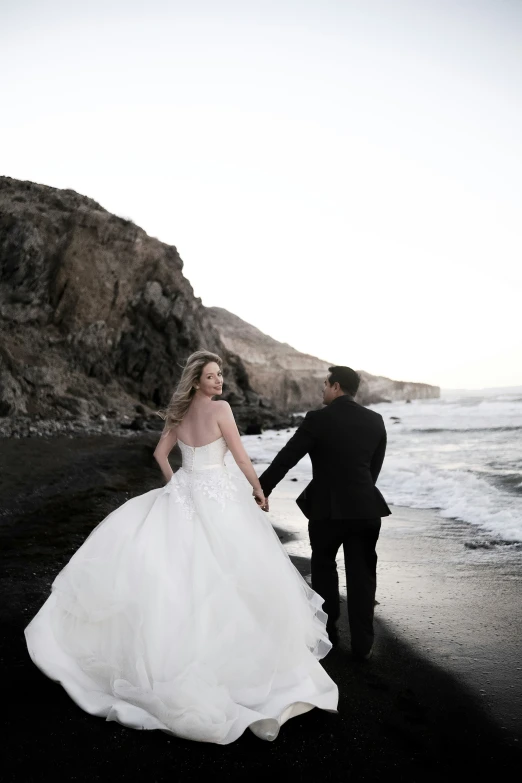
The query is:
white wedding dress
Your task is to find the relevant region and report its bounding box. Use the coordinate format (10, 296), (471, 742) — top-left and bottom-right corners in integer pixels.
(25, 436), (338, 744)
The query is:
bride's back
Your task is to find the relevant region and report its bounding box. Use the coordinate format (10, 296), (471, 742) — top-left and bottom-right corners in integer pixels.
(175, 399), (223, 447)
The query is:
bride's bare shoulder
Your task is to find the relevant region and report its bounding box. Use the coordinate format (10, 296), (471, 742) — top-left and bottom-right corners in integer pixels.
(211, 400), (233, 418)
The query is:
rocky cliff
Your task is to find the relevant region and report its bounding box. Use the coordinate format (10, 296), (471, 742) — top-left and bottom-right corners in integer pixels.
(0, 177), (438, 439)
(206, 307), (330, 411)
(0, 177), (279, 436)
(208, 307), (440, 408)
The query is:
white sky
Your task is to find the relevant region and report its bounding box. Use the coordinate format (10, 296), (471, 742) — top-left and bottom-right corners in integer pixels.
(2, 0), (521, 389)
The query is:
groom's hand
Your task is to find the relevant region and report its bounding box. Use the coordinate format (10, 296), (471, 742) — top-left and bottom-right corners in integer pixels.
(253, 488), (269, 512)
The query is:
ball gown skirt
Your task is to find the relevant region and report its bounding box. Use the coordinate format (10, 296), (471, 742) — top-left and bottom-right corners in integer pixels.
(25, 437), (339, 744)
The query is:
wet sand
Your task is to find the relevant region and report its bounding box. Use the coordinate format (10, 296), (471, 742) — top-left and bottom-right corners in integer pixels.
(270, 491), (522, 735)
(1, 434), (521, 780)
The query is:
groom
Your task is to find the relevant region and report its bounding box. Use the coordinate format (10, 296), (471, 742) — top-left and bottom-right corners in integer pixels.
(259, 366), (391, 660)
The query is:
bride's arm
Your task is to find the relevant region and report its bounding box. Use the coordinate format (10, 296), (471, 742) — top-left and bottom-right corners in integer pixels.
(153, 427), (178, 482)
(216, 402), (266, 507)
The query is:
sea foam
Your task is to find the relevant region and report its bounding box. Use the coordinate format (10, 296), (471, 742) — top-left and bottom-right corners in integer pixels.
(241, 389), (522, 544)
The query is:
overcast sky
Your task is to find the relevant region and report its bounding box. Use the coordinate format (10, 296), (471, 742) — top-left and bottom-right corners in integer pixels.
(2, 0), (521, 388)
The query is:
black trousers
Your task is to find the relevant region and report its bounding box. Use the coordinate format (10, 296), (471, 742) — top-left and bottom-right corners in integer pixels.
(308, 518), (381, 654)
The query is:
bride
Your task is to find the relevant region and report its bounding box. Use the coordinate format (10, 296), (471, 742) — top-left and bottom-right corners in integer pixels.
(25, 351), (339, 744)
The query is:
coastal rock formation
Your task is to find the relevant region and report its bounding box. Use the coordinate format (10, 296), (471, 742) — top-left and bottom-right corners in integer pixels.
(0, 176), (438, 438)
(0, 177), (275, 435)
(356, 373), (440, 405)
(208, 307), (440, 409)
(207, 307), (330, 411)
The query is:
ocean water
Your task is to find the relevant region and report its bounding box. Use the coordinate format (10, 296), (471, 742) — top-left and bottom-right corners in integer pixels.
(239, 387), (522, 545)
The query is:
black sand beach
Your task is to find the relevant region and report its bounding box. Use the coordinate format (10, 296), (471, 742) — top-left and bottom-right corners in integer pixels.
(1, 434), (521, 781)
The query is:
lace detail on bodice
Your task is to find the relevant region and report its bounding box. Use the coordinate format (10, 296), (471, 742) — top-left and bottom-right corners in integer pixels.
(161, 436), (238, 516)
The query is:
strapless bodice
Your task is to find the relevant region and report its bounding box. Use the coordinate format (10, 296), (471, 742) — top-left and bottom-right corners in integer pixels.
(178, 436), (229, 472)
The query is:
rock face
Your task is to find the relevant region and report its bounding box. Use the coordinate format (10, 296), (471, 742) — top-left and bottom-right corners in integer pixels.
(0, 176), (438, 438)
(207, 307), (330, 411)
(0, 177), (279, 435)
(208, 307), (440, 409)
(356, 373), (440, 405)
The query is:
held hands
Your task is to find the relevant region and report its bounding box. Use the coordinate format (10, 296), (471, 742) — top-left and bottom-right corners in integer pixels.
(253, 488), (269, 512)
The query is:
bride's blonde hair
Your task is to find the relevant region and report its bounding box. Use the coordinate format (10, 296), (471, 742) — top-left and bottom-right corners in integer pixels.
(157, 350), (223, 431)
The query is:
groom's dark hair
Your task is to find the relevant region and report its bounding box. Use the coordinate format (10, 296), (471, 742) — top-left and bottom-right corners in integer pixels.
(328, 366), (360, 397)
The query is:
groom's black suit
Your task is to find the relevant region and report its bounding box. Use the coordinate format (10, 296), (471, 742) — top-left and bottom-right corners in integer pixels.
(259, 395), (391, 655)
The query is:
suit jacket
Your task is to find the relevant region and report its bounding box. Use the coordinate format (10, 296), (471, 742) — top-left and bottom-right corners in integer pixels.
(259, 395), (391, 520)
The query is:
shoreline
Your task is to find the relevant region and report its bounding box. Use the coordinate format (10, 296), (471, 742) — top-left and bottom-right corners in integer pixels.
(270, 495), (522, 737)
(1, 433), (521, 779)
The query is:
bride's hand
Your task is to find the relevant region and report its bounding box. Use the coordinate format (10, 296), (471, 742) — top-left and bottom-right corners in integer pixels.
(253, 488), (269, 512)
